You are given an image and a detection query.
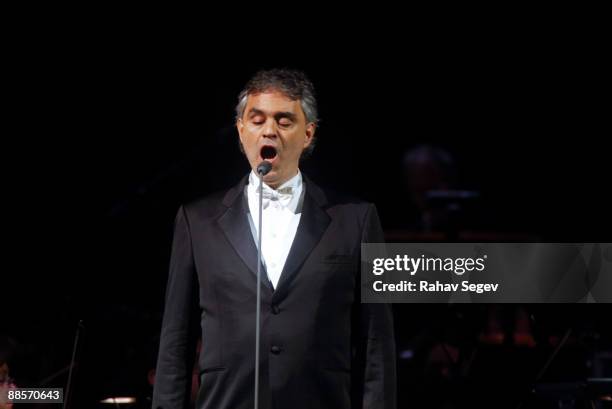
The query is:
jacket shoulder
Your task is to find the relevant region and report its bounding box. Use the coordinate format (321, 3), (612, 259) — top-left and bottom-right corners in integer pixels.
(179, 188), (234, 224)
(310, 180), (375, 221)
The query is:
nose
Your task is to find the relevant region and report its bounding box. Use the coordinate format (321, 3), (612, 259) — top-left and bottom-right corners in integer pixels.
(261, 118), (278, 139)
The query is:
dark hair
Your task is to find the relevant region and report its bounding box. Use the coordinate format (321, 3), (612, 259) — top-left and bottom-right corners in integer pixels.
(235, 69), (319, 156)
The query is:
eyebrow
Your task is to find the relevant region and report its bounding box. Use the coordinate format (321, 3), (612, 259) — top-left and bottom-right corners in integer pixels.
(247, 108), (297, 122)
(247, 108), (265, 118)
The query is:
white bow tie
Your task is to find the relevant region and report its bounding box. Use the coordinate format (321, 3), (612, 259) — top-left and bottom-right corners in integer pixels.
(257, 185), (294, 209)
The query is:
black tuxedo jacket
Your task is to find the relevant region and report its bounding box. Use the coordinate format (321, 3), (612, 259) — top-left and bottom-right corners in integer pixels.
(153, 175), (396, 409)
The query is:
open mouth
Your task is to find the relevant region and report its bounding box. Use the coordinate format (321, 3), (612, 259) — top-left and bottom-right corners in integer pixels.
(260, 146), (278, 160)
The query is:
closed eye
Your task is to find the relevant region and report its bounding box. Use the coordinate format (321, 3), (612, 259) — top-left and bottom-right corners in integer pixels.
(275, 112), (297, 127)
(250, 116), (265, 125)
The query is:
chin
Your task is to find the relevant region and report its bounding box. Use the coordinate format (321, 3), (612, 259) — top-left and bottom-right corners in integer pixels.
(263, 171), (278, 182)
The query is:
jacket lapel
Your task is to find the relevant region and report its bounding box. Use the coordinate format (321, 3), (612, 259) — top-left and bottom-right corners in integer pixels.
(273, 176), (331, 299)
(217, 176), (274, 293)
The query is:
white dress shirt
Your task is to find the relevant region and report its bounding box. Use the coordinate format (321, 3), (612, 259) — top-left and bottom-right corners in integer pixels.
(246, 170), (304, 289)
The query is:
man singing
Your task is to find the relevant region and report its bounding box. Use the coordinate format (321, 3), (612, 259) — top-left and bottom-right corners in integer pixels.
(153, 69), (396, 409)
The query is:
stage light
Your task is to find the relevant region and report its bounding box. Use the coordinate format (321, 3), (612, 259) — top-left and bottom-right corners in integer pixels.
(99, 396), (137, 405)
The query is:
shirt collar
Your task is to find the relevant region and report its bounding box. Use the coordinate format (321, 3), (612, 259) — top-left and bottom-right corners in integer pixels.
(247, 169), (303, 213)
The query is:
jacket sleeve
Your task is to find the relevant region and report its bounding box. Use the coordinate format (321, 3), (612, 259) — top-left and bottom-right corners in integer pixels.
(358, 204), (397, 409)
(152, 206), (199, 409)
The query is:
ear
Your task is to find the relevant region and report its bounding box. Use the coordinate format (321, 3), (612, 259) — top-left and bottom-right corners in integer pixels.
(237, 118), (245, 144)
(303, 122), (316, 149)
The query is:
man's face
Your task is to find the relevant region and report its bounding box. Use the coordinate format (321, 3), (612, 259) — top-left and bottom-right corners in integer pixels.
(237, 90), (315, 188)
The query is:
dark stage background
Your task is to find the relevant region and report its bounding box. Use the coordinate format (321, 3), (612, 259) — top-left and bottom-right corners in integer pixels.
(3, 30), (611, 408)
